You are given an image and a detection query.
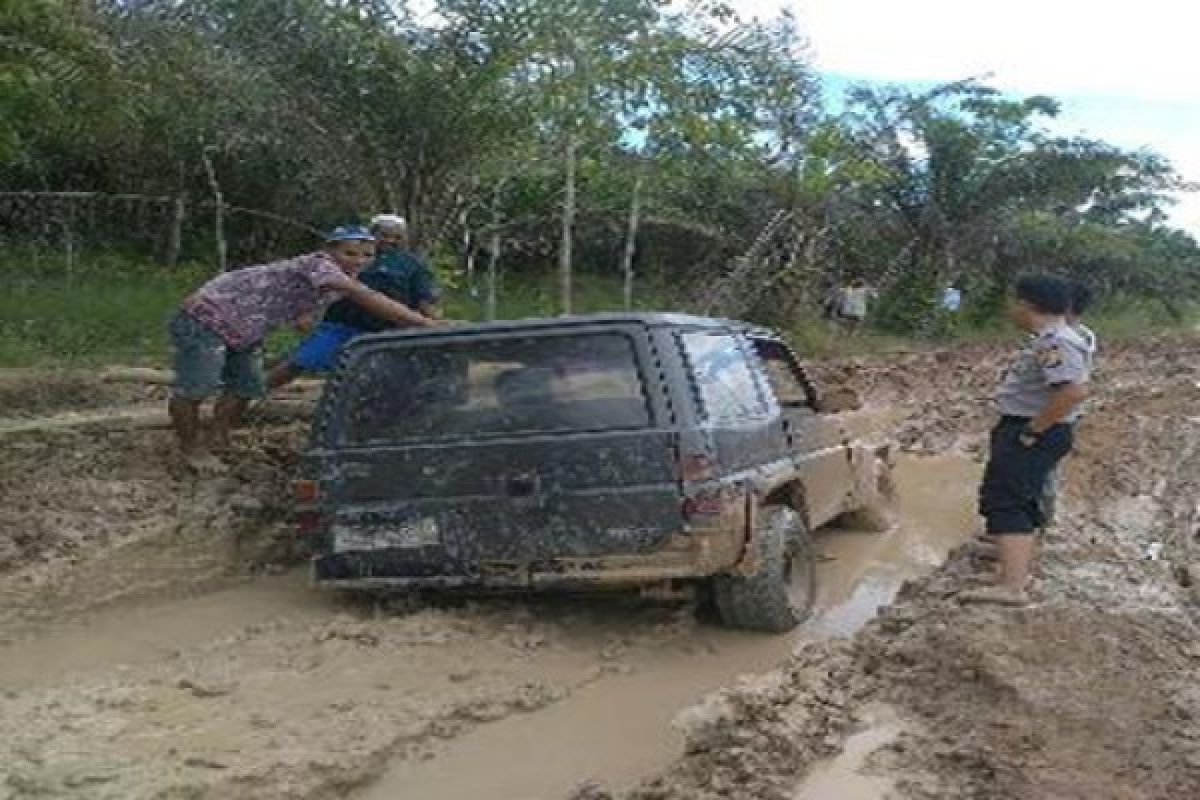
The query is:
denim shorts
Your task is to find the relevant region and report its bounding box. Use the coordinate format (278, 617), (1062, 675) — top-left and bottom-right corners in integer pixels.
(289, 321), (362, 374)
(168, 312), (265, 400)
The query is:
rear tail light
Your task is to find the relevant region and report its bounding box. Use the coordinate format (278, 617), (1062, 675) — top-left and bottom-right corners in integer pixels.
(683, 488), (728, 518)
(680, 452), (717, 482)
(294, 479), (320, 504)
(296, 510), (326, 535)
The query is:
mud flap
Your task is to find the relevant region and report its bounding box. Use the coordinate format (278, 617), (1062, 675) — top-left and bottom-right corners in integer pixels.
(839, 444), (897, 532)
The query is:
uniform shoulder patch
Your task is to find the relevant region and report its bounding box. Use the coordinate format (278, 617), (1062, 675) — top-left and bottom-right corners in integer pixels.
(1036, 345), (1063, 369)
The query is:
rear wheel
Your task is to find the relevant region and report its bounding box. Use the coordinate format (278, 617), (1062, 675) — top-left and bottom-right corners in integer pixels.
(712, 506), (816, 633)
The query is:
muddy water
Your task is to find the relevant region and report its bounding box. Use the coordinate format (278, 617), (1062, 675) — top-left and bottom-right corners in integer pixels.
(792, 705), (903, 800)
(357, 452), (980, 800)
(0, 452), (978, 799)
(0, 572), (322, 689)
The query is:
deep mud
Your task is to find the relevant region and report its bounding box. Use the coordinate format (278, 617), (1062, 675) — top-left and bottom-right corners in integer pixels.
(0, 368), (164, 418)
(0, 335), (1197, 800)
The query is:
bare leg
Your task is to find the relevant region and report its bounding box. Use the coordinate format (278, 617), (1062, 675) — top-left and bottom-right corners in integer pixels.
(996, 533), (1035, 592)
(212, 394), (250, 450)
(267, 361), (302, 392)
(169, 396), (224, 472)
(960, 532), (1033, 605)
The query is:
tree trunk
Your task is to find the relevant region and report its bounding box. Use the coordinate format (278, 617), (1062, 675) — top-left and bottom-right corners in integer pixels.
(201, 149), (227, 273)
(461, 207), (475, 296)
(560, 132), (576, 316)
(486, 232), (501, 321)
(621, 176), (642, 311)
(166, 195), (185, 268)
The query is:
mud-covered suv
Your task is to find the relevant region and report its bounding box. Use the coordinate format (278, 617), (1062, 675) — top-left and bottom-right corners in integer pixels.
(297, 313), (893, 632)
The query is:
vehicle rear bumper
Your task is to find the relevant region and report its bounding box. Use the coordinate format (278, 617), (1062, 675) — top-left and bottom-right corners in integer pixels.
(311, 535), (734, 591)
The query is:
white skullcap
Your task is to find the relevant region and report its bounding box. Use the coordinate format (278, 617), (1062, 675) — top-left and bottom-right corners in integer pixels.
(369, 214), (407, 233)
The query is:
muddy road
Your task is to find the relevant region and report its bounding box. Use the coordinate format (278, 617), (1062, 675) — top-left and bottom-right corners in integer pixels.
(1, 337), (1198, 799)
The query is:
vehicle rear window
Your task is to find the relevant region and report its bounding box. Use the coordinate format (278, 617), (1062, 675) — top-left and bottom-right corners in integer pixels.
(338, 332), (651, 444)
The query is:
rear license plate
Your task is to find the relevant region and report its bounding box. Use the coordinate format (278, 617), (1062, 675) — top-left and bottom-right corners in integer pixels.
(333, 517), (440, 552)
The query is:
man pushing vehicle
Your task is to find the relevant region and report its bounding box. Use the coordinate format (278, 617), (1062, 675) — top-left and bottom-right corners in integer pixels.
(268, 214), (443, 391)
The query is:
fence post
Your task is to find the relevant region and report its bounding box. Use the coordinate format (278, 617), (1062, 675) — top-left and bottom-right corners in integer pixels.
(63, 201), (76, 282)
(166, 195), (185, 268)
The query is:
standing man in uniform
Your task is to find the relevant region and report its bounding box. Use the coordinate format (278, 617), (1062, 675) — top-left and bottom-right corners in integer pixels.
(963, 274), (1090, 605)
(267, 214), (442, 390)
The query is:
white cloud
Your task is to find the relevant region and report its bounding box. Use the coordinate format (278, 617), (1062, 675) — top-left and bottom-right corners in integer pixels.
(730, 0), (1200, 234)
(737, 0), (1200, 101)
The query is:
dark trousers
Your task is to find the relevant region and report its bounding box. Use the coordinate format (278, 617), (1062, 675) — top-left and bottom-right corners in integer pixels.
(979, 416), (1073, 534)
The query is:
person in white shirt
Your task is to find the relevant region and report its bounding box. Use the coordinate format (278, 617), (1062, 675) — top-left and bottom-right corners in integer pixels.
(838, 278), (872, 332)
(942, 283), (962, 313)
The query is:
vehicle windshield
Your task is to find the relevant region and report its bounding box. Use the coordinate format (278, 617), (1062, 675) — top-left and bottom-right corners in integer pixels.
(338, 332), (651, 445)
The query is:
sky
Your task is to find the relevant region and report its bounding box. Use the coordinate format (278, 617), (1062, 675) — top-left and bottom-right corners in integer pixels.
(730, 0), (1200, 234)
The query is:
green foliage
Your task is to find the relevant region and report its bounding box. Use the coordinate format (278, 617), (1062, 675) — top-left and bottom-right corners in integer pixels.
(0, 2), (1196, 344)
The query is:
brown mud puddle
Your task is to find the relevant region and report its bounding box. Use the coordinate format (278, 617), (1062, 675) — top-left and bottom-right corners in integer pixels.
(792, 704), (904, 800)
(0, 572), (321, 689)
(356, 452), (979, 800)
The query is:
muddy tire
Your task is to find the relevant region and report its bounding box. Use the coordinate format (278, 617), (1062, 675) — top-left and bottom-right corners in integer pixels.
(712, 506), (815, 633)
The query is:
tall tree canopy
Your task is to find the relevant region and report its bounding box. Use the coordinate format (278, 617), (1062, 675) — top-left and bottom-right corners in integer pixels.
(1, 0), (1196, 325)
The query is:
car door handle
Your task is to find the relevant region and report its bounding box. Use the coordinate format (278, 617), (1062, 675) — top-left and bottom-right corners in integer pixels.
(505, 473), (541, 499)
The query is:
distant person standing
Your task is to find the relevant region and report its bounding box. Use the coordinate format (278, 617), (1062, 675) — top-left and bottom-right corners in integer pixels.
(942, 283), (963, 313)
(838, 278), (872, 332)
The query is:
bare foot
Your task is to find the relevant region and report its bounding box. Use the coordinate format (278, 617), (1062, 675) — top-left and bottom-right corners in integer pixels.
(957, 585), (1030, 607)
(183, 450), (227, 475)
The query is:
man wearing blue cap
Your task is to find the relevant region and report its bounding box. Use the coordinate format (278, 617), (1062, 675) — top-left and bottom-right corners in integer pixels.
(167, 224), (439, 472)
(267, 214), (441, 390)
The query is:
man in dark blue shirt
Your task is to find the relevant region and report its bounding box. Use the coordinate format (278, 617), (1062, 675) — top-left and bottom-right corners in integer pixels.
(267, 214), (441, 390)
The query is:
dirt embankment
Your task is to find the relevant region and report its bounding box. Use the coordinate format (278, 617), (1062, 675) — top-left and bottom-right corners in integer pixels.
(0, 336), (1196, 800)
(618, 335), (1200, 800)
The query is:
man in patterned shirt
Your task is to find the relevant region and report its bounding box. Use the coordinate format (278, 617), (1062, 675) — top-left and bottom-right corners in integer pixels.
(167, 225), (439, 472)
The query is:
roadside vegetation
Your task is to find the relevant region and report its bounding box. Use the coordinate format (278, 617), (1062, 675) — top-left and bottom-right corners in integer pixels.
(2, 0), (1198, 367)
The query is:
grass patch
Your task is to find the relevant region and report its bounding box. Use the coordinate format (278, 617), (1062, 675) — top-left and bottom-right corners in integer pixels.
(0, 255), (678, 368)
(0, 260), (208, 368)
(1, 254), (1193, 368)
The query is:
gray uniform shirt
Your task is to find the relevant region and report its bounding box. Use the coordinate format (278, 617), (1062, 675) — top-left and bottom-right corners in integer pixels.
(1074, 323), (1098, 369)
(995, 323), (1090, 421)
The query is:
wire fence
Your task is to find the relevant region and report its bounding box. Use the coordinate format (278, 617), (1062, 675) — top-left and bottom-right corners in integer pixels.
(0, 191), (321, 272)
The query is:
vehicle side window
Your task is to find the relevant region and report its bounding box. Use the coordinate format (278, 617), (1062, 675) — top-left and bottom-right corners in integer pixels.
(680, 332), (768, 421)
(751, 338), (815, 409)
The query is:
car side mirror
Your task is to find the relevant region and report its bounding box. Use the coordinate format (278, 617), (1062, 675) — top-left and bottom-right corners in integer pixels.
(814, 388), (862, 413)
